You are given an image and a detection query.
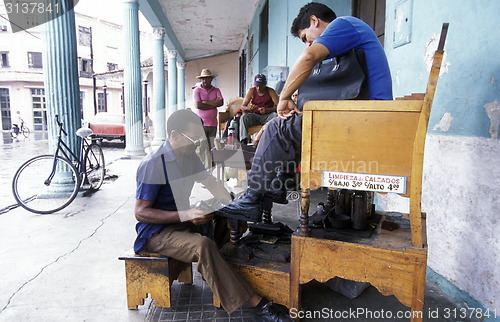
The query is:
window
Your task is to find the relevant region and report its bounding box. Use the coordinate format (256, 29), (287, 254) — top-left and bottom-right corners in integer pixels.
(97, 93), (106, 112)
(27, 52), (43, 68)
(31, 88), (47, 131)
(0, 88), (10, 130)
(107, 62), (118, 71)
(80, 91), (85, 117)
(78, 26), (91, 46)
(1, 52), (9, 68)
(79, 58), (92, 78)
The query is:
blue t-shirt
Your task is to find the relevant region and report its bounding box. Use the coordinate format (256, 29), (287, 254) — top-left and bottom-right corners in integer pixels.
(133, 141), (209, 253)
(314, 16), (393, 100)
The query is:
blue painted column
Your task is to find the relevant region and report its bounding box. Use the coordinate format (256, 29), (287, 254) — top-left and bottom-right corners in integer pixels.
(177, 62), (186, 110)
(167, 50), (178, 116)
(123, 0), (145, 156)
(42, 2), (81, 157)
(152, 27), (166, 145)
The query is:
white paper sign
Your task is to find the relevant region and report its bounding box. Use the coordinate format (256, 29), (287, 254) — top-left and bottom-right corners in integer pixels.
(322, 171), (407, 194)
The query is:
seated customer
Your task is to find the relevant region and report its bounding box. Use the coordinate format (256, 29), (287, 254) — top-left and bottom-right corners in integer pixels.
(239, 74), (279, 144)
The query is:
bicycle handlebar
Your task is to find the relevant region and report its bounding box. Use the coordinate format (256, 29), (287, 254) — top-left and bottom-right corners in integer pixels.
(55, 114), (68, 136)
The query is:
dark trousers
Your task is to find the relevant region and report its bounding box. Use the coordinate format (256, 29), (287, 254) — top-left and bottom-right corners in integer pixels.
(246, 114), (302, 193)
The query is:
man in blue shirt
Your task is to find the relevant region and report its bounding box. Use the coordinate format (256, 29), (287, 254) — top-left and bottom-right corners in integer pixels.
(134, 109), (292, 321)
(220, 2), (393, 221)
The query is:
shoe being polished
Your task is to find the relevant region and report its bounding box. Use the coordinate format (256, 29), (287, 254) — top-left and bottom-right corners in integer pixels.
(264, 187), (288, 205)
(218, 190), (264, 222)
(265, 171), (297, 205)
(254, 301), (294, 322)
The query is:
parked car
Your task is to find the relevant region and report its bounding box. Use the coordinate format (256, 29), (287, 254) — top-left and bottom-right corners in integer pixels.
(88, 113), (126, 143)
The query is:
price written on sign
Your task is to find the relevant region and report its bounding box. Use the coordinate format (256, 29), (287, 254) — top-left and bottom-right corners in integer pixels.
(322, 171), (407, 194)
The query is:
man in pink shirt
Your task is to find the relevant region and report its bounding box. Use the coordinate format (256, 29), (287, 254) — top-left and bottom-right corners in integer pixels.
(193, 69), (224, 169)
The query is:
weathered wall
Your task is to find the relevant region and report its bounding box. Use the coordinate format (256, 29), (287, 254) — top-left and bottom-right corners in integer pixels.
(381, 0), (500, 313)
(244, 0), (351, 90)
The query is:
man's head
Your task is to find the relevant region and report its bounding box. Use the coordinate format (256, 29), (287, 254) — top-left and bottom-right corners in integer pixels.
(254, 74), (267, 88)
(167, 109), (204, 155)
(291, 2), (336, 46)
(196, 68), (215, 89)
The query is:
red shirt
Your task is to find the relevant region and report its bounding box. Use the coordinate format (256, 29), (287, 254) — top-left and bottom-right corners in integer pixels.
(249, 87), (273, 113)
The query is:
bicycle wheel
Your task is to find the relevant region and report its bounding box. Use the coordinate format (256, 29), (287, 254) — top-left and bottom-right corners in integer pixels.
(22, 126), (30, 138)
(84, 143), (105, 190)
(12, 155), (81, 214)
(11, 129), (18, 138)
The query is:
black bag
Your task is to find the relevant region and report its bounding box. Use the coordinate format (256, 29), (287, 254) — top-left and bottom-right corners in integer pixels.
(297, 49), (369, 110)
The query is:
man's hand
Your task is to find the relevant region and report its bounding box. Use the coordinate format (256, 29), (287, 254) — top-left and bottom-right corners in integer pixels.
(178, 207), (212, 223)
(190, 213), (213, 225)
(277, 99), (302, 119)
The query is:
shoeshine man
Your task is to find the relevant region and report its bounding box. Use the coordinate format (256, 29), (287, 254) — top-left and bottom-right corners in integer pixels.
(134, 109), (293, 321)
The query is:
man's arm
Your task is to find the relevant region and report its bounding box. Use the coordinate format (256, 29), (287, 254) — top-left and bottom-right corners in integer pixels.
(135, 199), (212, 225)
(241, 87), (255, 113)
(195, 88), (224, 110)
(277, 43), (330, 118)
(262, 88), (279, 114)
(196, 96), (224, 110)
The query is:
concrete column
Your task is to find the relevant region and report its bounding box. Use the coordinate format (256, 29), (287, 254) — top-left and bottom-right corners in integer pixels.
(177, 62), (186, 110)
(152, 27), (166, 145)
(42, 2), (81, 157)
(123, 0), (145, 157)
(167, 50), (178, 116)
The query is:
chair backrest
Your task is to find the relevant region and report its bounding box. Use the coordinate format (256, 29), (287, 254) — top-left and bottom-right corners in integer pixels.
(300, 24), (448, 248)
(226, 97), (244, 117)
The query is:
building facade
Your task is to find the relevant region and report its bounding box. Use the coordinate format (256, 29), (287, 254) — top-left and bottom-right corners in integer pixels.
(0, 5), (153, 132)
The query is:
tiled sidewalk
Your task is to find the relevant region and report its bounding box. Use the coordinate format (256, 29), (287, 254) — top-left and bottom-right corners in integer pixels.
(145, 264), (255, 322)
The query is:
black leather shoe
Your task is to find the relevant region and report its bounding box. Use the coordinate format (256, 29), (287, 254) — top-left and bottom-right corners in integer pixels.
(218, 190), (263, 222)
(254, 301), (293, 322)
(265, 171), (297, 204)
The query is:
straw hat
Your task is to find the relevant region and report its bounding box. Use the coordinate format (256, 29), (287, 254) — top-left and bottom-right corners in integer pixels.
(196, 69), (215, 79)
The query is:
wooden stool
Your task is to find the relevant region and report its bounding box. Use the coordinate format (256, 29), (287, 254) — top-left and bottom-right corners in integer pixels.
(118, 251), (193, 309)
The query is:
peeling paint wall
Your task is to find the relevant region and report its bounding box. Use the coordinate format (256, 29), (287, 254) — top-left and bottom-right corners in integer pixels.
(243, 0), (351, 83)
(384, 0), (500, 313)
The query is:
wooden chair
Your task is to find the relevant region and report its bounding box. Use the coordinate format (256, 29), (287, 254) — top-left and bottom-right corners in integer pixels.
(290, 24), (448, 321)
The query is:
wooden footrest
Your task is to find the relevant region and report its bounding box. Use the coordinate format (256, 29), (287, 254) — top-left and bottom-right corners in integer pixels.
(213, 257), (291, 309)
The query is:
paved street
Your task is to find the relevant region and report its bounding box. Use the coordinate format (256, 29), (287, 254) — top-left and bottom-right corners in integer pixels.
(0, 131), (150, 321)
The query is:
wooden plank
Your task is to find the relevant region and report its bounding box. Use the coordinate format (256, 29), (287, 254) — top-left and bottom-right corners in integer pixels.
(409, 50), (444, 248)
(303, 100), (423, 112)
(124, 260), (173, 309)
(292, 235), (427, 308)
(300, 110), (313, 190)
(303, 110), (419, 194)
(230, 261), (291, 308)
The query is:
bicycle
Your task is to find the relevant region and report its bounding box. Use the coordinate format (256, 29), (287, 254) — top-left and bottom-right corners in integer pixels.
(11, 120), (30, 138)
(12, 115), (106, 214)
